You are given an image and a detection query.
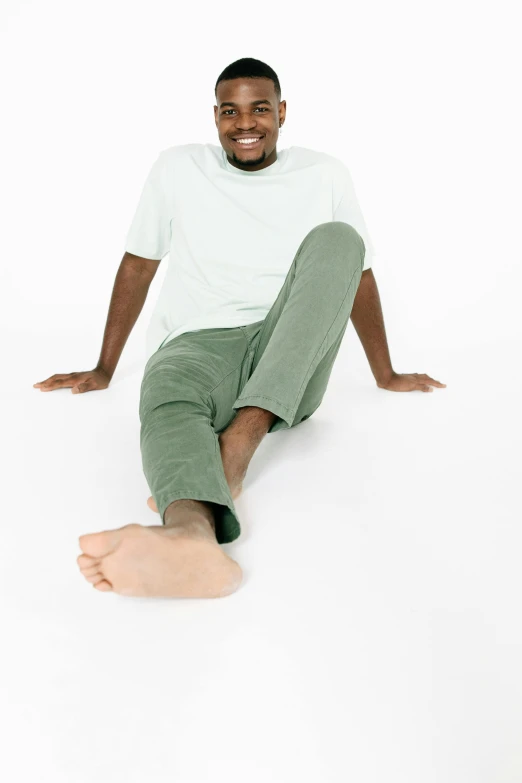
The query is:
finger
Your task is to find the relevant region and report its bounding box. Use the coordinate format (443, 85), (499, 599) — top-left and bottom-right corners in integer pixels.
(40, 379), (76, 391)
(35, 374), (71, 389)
(417, 384), (433, 392)
(34, 374), (62, 387)
(417, 374), (446, 387)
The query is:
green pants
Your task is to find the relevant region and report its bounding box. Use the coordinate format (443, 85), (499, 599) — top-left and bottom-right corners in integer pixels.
(139, 221), (366, 544)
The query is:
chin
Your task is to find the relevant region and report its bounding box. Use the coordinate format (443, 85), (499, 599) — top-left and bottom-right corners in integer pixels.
(234, 151), (266, 165)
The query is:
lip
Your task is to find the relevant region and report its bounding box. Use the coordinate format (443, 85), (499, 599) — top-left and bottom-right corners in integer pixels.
(231, 135), (264, 149)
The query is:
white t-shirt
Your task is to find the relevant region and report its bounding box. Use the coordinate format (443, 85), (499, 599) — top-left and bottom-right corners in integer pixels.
(124, 143), (376, 361)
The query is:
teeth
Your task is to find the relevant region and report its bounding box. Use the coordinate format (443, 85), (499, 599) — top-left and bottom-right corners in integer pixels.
(235, 138), (261, 144)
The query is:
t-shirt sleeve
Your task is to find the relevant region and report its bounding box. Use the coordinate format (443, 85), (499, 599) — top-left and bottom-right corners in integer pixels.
(124, 150), (171, 260)
(331, 160), (376, 271)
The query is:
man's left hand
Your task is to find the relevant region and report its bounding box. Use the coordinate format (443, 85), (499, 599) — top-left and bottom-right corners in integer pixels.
(377, 372), (447, 393)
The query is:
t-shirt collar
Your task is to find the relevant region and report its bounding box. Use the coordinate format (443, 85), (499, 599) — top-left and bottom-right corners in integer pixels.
(222, 147), (283, 176)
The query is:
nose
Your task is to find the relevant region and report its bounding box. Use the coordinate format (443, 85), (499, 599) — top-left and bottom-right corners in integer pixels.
(234, 123), (258, 134)
(233, 112), (261, 132)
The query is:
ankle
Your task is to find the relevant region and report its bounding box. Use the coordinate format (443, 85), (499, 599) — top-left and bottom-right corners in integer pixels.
(163, 499), (217, 540)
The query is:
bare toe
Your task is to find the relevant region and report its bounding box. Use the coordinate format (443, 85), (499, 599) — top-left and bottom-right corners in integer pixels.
(77, 554), (100, 569)
(80, 564), (101, 577)
(93, 579), (113, 592)
(77, 528), (129, 592)
(79, 528), (128, 559)
(85, 572), (105, 584)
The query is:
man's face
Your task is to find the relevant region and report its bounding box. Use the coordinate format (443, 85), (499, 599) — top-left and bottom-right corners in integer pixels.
(214, 77), (286, 171)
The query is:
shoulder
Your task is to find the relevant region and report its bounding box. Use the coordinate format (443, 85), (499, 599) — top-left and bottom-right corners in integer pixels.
(159, 143), (221, 167)
(157, 143), (198, 166)
(160, 143), (204, 156)
(142, 145), (204, 186)
(286, 146), (350, 178)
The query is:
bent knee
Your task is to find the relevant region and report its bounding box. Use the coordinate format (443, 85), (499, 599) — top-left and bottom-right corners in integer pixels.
(308, 221), (366, 270)
(313, 220), (363, 245)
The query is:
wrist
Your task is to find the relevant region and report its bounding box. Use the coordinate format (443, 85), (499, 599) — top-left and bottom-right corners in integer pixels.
(96, 363), (114, 381)
(375, 368), (395, 386)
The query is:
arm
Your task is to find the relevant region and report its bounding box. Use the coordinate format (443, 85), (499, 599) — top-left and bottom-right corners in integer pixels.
(350, 268), (394, 386)
(350, 268), (447, 392)
(96, 252), (161, 378)
(33, 252), (161, 393)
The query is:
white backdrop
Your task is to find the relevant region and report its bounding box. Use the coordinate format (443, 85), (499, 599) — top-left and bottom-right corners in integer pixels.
(1, 1), (521, 782)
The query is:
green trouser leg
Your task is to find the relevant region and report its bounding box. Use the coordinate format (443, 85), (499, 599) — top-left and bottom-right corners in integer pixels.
(139, 221), (365, 545)
(232, 222), (366, 431)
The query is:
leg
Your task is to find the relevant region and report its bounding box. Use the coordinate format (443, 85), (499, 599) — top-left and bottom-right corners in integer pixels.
(214, 222), (365, 490)
(77, 330), (249, 598)
(140, 394), (240, 543)
(217, 406), (277, 498)
(147, 222), (364, 516)
(140, 326), (251, 541)
(233, 222), (366, 432)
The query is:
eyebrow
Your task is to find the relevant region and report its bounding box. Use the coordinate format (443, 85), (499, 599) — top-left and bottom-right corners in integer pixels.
(219, 99), (272, 108)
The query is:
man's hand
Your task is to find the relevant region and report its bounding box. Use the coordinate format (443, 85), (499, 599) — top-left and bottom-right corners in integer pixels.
(377, 371), (446, 393)
(33, 367), (112, 394)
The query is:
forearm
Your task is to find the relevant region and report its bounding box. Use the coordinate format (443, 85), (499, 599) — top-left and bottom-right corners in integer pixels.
(350, 269), (394, 385)
(96, 261), (151, 378)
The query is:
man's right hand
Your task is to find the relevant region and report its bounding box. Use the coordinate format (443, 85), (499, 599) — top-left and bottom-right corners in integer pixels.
(33, 367), (112, 394)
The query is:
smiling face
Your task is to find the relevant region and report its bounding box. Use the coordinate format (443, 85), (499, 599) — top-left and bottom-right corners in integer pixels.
(214, 77), (286, 171)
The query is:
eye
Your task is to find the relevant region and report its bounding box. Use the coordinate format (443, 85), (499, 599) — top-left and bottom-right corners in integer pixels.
(222, 107), (268, 115)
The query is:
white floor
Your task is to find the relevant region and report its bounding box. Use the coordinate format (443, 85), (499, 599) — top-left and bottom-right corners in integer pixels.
(3, 310), (521, 783)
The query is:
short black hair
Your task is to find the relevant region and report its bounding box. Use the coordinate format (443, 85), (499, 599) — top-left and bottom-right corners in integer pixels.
(215, 58), (281, 103)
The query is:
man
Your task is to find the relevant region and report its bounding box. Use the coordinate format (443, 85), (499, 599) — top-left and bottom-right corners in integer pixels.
(33, 58), (446, 600)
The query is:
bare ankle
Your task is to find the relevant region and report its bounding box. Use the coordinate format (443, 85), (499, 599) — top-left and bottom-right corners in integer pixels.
(163, 499), (218, 540)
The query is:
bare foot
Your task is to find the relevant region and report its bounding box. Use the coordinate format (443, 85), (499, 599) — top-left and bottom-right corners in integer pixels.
(77, 522), (242, 598)
(146, 431), (248, 514)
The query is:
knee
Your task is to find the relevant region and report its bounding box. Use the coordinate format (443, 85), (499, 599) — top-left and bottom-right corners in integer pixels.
(139, 366), (212, 423)
(307, 221), (366, 269)
(312, 220), (364, 246)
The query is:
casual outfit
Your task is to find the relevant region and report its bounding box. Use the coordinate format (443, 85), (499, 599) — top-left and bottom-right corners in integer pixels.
(124, 144), (375, 362)
(125, 144), (375, 543)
